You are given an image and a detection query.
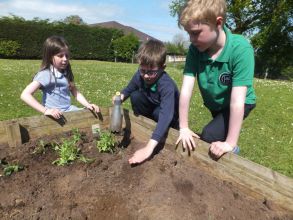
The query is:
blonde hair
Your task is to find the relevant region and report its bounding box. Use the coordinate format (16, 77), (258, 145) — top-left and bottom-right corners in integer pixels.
(179, 0), (227, 28)
(136, 39), (166, 68)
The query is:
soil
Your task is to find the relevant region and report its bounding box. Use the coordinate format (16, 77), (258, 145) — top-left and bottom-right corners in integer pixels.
(0, 129), (292, 220)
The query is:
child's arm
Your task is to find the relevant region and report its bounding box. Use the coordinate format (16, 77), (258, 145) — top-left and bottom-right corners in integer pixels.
(21, 81), (45, 113)
(21, 81), (63, 119)
(128, 74), (177, 165)
(70, 84), (100, 113)
(120, 71), (140, 101)
(176, 75), (200, 150)
(128, 81), (174, 164)
(210, 86), (247, 157)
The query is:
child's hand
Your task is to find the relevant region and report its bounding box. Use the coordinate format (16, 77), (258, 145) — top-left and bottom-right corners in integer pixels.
(128, 146), (154, 164)
(86, 104), (100, 114)
(176, 127), (200, 152)
(44, 108), (63, 119)
(209, 141), (234, 158)
(128, 139), (157, 165)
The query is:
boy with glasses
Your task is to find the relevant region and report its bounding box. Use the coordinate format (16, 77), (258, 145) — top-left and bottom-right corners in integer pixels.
(113, 39), (179, 164)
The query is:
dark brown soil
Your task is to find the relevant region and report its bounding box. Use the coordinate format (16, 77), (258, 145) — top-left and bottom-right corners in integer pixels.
(0, 129), (292, 220)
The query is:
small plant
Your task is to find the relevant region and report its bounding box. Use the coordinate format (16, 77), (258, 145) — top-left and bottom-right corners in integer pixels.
(2, 163), (24, 176)
(32, 140), (49, 155)
(96, 130), (116, 153)
(52, 128), (92, 166)
(52, 139), (80, 166)
(4, 164), (24, 176)
(72, 128), (82, 143)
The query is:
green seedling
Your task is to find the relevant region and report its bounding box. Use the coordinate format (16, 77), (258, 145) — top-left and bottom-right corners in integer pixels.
(3, 163), (24, 176)
(52, 128), (92, 166)
(96, 130), (116, 153)
(72, 128), (82, 143)
(52, 138), (80, 166)
(32, 139), (50, 155)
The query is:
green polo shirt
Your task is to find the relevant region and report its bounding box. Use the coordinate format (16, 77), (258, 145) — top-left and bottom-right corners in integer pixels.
(184, 26), (256, 112)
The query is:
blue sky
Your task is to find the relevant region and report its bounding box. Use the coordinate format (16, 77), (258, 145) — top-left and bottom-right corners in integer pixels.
(0, 0), (188, 42)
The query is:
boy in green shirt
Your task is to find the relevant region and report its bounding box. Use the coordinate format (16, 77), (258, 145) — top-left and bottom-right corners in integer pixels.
(176, 0), (256, 158)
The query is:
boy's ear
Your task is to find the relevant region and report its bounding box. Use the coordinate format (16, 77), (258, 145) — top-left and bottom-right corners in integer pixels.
(216, 16), (224, 27)
(162, 64), (166, 70)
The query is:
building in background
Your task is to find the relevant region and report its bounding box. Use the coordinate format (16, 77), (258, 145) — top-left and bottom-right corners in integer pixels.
(166, 55), (186, 63)
(90, 21), (159, 43)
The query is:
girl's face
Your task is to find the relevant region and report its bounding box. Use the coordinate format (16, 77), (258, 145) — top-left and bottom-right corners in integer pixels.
(185, 20), (220, 52)
(52, 48), (69, 72)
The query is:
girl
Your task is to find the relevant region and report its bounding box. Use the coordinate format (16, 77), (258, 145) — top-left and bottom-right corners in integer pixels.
(21, 36), (99, 119)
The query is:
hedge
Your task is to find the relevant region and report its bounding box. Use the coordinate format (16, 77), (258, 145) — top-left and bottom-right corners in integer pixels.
(0, 17), (123, 60)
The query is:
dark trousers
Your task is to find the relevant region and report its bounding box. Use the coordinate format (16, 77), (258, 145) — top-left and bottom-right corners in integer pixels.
(200, 104), (255, 143)
(130, 90), (179, 129)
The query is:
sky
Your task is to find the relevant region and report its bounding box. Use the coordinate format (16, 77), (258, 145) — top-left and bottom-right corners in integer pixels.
(0, 0), (189, 42)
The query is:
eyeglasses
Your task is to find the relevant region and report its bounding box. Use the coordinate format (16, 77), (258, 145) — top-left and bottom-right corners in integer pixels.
(139, 68), (162, 77)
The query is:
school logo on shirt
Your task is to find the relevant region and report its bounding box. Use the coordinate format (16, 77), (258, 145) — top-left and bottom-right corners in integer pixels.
(219, 72), (232, 85)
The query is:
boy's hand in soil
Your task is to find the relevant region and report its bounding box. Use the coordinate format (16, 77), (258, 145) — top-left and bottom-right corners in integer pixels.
(128, 139), (157, 164)
(176, 127), (200, 151)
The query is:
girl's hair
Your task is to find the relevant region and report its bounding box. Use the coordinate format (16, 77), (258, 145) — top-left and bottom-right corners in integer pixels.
(179, 0), (227, 28)
(41, 36), (74, 82)
(136, 39), (166, 68)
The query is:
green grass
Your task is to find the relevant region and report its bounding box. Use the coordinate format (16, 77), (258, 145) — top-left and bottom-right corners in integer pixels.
(0, 59), (292, 177)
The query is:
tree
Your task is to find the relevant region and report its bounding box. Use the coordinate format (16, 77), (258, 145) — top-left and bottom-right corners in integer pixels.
(0, 40), (20, 57)
(165, 33), (188, 55)
(169, 0), (293, 79)
(251, 0), (293, 79)
(172, 33), (189, 54)
(112, 34), (140, 63)
(170, 0), (270, 36)
(62, 15), (86, 25)
(165, 42), (180, 55)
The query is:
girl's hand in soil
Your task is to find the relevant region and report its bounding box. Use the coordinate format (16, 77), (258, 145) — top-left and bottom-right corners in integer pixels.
(209, 141), (234, 158)
(44, 108), (63, 119)
(128, 139), (157, 164)
(176, 128), (200, 152)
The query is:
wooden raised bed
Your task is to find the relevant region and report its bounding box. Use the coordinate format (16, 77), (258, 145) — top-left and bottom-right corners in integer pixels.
(0, 107), (292, 213)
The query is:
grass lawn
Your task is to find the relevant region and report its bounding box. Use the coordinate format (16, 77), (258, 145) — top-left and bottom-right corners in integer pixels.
(0, 59), (292, 177)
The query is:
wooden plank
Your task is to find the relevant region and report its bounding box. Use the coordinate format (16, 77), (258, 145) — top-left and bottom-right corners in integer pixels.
(0, 121), (9, 143)
(5, 121), (22, 148)
(27, 120), (108, 141)
(128, 113), (156, 131)
(130, 121), (152, 142)
(24, 117), (109, 141)
(0, 108), (109, 145)
(220, 155), (293, 192)
(16, 108), (109, 129)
